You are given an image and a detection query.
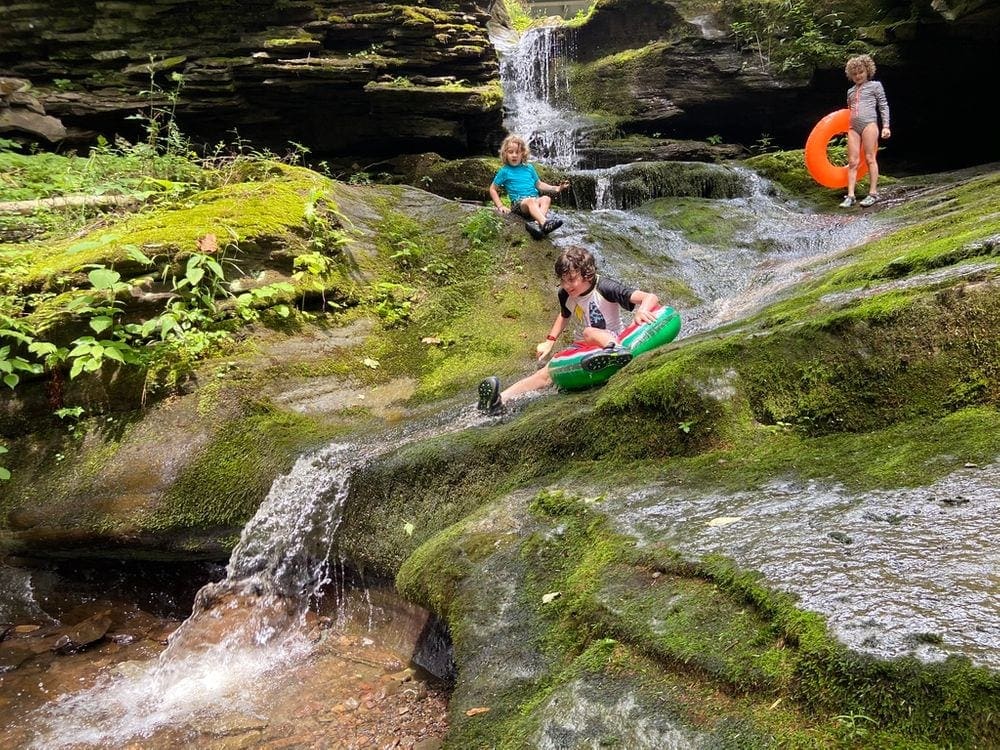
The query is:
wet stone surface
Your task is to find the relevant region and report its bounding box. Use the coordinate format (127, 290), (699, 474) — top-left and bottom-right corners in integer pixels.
(608, 461), (1000, 668)
(0, 562), (450, 749)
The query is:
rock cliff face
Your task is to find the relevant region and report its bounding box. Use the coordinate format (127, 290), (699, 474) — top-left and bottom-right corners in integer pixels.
(2, 1), (998, 172)
(0, 0), (503, 158)
(563, 0), (1000, 172)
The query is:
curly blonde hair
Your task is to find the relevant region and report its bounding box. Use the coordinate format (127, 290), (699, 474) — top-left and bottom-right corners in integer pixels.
(499, 134), (530, 164)
(845, 54), (876, 80)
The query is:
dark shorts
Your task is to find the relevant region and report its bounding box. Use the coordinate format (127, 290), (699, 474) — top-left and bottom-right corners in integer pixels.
(510, 200), (531, 218)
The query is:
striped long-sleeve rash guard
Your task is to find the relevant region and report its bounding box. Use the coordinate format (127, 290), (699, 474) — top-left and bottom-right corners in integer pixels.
(847, 80), (890, 135)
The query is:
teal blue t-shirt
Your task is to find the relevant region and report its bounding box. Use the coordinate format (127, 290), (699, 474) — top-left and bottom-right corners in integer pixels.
(492, 163), (540, 203)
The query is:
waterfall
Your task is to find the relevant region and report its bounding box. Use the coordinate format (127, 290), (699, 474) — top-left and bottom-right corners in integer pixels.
(497, 25), (583, 169)
(28, 443), (357, 748)
(28, 405), (488, 748)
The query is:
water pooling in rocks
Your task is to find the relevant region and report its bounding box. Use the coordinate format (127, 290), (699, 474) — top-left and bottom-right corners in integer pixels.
(606, 462), (1000, 669)
(5, 406), (488, 749)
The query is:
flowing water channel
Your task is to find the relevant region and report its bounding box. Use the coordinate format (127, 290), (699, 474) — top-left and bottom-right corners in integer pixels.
(3, 18), (997, 749)
(2, 408), (484, 748)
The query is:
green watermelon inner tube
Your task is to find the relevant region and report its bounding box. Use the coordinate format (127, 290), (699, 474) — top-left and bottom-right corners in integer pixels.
(547, 305), (682, 391)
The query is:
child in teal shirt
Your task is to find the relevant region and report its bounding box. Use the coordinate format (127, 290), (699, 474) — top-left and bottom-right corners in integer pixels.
(489, 134), (569, 239)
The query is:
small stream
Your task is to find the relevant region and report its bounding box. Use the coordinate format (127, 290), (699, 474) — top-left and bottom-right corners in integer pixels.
(495, 22), (1000, 673)
(497, 25), (877, 340)
(609, 461), (1000, 669)
(3, 407), (485, 748)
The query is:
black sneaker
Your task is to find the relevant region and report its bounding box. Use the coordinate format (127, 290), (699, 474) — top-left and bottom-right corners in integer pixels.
(525, 221), (545, 240)
(580, 342), (633, 372)
(477, 376), (502, 413)
(542, 218), (563, 234)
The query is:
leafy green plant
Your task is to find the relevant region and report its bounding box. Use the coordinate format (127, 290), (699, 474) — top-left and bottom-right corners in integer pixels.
(503, 0), (534, 31)
(303, 190), (349, 256)
(751, 133), (777, 154)
(292, 252), (336, 309)
(234, 283), (295, 320)
(0, 315), (43, 388)
(834, 713), (876, 742)
(389, 237), (424, 270)
(0, 445), (9, 481)
(54, 405), (87, 438)
(724, 0), (851, 73)
(461, 208), (503, 249)
(371, 282), (414, 328)
(170, 252), (229, 313)
(64, 267), (142, 378)
(126, 61), (192, 158)
(460, 208), (502, 276)
(137, 247), (238, 386)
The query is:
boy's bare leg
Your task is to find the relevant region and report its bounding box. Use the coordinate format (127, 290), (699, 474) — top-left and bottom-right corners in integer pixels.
(581, 327), (615, 347)
(501, 366), (554, 403)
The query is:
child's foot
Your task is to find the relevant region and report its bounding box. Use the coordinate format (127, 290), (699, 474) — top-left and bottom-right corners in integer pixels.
(859, 194), (879, 207)
(839, 195), (856, 208)
(580, 342), (633, 372)
(477, 376), (503, 413)
(542, 218), (563, 234)
(525, 221), (545, 240)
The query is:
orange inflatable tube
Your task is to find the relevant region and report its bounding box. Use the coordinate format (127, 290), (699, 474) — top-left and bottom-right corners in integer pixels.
(804, 109), (869, 189)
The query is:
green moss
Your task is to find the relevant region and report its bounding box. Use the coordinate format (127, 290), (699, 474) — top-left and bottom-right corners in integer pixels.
(403, 484), (1000, 746)
(18, 163), (330, 290)
(638, 196), (754, 245)
(568, 42), (670, 115)
(263, 38), (321, 49)
(702, 554), (1000, 743)
(346, 203), (555, 403)
(396, 503), (512, 620)
(151, 406), (335, 532)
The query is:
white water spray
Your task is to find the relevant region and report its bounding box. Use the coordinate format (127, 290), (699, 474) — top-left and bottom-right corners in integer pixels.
(28, 404), (489, 748)
(29, 443), (356, 748)
(497, 25), (584, 169)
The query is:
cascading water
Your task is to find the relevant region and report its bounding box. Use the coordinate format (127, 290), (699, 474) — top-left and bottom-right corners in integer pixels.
(24, 407), (485, 748)
(26, 442), (356, 748)
(493, 21), (875, 339)
(496, 25), (585, 170)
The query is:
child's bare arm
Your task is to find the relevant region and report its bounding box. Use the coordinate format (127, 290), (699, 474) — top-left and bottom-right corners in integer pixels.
(535, 314), (568, 362)
(489, 183), (509, 213)
(536, 179), (570, 196)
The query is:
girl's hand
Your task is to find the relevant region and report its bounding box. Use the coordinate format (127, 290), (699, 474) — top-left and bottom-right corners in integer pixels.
(558, 181), (570, 192)
(881, 126), (891, 139)
(536, 339), (555, 361)
(496, 205), (510, 214)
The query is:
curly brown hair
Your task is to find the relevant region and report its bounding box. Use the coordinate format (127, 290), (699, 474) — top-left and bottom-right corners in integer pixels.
(555, 246), (597, 282)
(845, 54), (876, 80)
